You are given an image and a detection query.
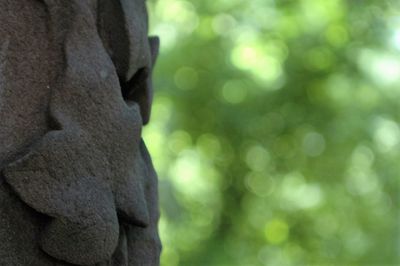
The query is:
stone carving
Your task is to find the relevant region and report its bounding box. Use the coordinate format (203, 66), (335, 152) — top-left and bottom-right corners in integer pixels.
(0, 0), (161, 265)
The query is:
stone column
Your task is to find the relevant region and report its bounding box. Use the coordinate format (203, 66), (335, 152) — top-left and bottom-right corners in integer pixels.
(0, 0), (161, 265)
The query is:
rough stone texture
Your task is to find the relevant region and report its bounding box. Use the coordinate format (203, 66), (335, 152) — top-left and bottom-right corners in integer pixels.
(0, 0), (161, 265)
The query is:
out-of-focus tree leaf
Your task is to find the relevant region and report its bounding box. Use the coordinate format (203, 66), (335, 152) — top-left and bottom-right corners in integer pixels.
(145, 0), (400, 265)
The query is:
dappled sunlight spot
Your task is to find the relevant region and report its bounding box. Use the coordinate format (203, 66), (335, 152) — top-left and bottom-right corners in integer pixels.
(326, 76), (381, 110)
(156, 0), (199, 34)
(299, 0), (345, 31)
(143, 128), (166, 163)
(264, 219), (290, 245)
(197, 16), (216, 39)
(372, 117), (400, 153)
(174, 67), (198, 90)
(167, 130), (192, 155)
(372, 57), (400, 84)
(245, 172), (275, 197)
(142, 97), (174, 175)
(230, 42), (283, 85)
(175, 205), (219, 248)
(230, 44), (259, 68)
(346, 142), (386, 199)
(245, 145), (270, 171)
(229, 25), (258, 47)
(150, 0), (199, 50)
(169, 150), (203, 196)
(159, 216), (168, 241)
(212, 13), (237, 36)
(258, 246), (293, 266)
(161, 195), (221, 259)
(346, 169), (380, 196)
(151, 97), (174, 125)
(169, 150), (220, 205)
(221, 79), (248, 104)
(266, 40), (289, 62)
(280, 172), (325, 210)
(161, 197), (221, 259)
(173, 221), (212, 253)
(143, 128), (170, 176)
(351, 145), (375, 169)
(391, 28), (400, 50)
(302, 131), (326, 157)
(152, 23), (178, 50)
(247, 4), (280, 31)
(147, 0), (399, 264)
(358, 49), (400, 87)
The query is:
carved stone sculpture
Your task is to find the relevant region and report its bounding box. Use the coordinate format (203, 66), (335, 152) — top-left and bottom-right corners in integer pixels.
(0, 0), (161, 265)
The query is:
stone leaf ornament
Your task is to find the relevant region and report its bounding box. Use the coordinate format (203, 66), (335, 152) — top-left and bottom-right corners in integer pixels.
(0, 0), (161, 265)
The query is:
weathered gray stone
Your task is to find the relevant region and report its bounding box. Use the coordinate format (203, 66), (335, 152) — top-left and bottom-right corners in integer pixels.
(0, 0), (161, 265)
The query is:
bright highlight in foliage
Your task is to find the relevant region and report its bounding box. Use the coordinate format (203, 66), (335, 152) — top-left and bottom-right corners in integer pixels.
(145, 0), (400, 265)
(264, 219), (290, 245)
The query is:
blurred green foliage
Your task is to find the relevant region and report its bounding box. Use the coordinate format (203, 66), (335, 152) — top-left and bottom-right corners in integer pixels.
(144, 0), (400, 265)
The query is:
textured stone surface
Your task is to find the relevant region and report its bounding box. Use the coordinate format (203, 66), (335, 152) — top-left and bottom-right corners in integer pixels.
(0, 0), (161, 265)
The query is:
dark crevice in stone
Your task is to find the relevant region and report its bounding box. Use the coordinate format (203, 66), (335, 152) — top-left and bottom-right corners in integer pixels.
(119, 67), (149, 107)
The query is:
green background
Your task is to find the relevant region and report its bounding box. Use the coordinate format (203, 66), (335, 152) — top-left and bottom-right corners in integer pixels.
(144, 0), (400, 265)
